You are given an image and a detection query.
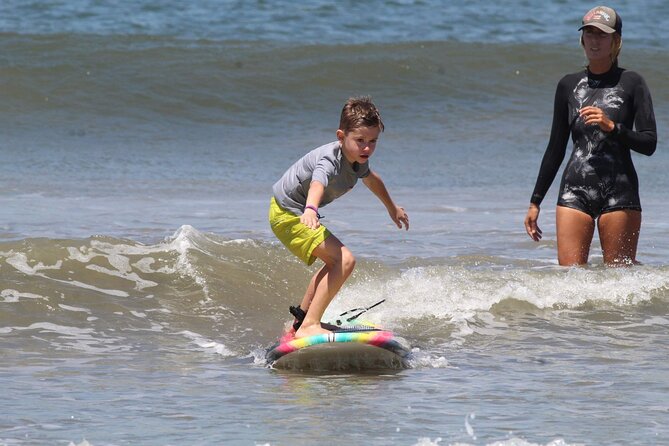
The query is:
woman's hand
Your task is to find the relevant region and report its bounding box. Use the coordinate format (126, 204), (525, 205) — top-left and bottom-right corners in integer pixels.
(580, 106), (615, 132)
(524, 204), (542, 241)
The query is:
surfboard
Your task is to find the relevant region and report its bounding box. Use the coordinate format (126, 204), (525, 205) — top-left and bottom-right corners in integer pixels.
(266, 325), (412, 372)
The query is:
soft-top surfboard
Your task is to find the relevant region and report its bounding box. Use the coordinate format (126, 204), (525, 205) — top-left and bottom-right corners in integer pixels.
(266, 324), (412, 371)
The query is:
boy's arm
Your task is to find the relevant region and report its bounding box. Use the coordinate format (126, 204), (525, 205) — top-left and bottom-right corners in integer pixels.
(363, 170), (409, 230)
(301, 180), (325, 230)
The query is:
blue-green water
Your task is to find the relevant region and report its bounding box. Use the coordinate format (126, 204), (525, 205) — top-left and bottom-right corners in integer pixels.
(2, 1), (669, 445)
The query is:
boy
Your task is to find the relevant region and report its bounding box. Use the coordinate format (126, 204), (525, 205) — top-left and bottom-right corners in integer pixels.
(269, 96), (409, 339)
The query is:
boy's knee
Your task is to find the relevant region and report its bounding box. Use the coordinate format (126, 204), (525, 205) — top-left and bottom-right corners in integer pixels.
(341, 249), (356, 274)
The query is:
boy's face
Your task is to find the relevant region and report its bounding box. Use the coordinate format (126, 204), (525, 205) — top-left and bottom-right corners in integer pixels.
(336, 126), (381, 164)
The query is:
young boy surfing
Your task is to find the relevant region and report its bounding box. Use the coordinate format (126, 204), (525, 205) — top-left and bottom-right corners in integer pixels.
(269, 96), (409, 339)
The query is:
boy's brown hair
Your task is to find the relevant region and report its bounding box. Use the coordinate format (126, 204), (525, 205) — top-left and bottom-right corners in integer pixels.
(339, 96), (385, 133)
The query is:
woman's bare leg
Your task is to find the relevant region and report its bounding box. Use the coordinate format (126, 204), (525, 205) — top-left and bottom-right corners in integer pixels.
(556, 206), (595, 266)
(597, 210), (641, 266)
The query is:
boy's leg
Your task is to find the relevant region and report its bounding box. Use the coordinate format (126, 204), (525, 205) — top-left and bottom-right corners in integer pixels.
(295, 235), (356, 338)
(298, 264), (326, 313)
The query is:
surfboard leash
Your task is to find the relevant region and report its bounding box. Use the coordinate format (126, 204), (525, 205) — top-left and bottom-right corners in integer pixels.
(334, 299), (386, 326)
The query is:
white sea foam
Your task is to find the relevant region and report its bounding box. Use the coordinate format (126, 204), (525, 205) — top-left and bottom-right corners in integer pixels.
(4, 252), (129, 297)
(1, 289), (47, 303)
(328, 265), (669, 325)
(323, 264), (669, 347)
(168, 225), (211, 298)
(61, 278), (128, 297)
(438, 205), (467, 213)
(81, 248), (159, 290)
(250, 346), (271, 366)
(413, 437), (582, 446)
(5, 322), (127, 353)
(85, 264), (158, 290)
(66, 245), (99, 263)
(5, 252), (62, 274)
(69, 241), (162, 290)
(59, 304), (91, 313)
(408, 348), (452, 369)
(465, 413), (476, 439)
(412, 438), (442, 446)
(180, 330), (235, 357)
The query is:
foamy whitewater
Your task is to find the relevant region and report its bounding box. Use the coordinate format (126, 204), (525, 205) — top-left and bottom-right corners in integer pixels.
(2, 0), (669, 445)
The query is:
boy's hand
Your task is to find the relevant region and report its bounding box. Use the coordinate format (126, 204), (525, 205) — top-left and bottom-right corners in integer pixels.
(392, 206), (409, 230)
(300, 208), (320, 229)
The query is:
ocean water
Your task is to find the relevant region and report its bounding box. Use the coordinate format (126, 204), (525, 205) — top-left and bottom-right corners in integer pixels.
(2, 1), (669, 445)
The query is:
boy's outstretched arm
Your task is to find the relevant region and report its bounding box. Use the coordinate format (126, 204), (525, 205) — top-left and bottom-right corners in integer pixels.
(363, 171), (409, 230)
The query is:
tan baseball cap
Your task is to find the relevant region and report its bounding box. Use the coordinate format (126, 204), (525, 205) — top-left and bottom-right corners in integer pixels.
(579, 6), (622, 34)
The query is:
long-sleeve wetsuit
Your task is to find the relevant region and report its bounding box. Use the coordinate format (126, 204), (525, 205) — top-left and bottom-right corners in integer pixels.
(530, 65), (657, 218)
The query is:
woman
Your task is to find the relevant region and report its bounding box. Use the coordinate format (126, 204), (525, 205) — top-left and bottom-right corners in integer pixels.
(524, 6), (657, 266)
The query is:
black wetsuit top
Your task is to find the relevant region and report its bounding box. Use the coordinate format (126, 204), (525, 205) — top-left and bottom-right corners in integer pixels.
(530, 65), (657, 218)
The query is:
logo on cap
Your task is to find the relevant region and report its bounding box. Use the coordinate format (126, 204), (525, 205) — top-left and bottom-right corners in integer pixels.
(579, 6), (621, 34)
(585, 9), (612, 24)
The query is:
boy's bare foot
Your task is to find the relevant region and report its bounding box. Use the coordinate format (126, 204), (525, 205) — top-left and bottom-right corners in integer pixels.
(295, 322), (332, 339)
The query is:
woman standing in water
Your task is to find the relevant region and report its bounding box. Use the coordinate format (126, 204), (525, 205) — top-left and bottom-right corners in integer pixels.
(524, 6), (657, 266)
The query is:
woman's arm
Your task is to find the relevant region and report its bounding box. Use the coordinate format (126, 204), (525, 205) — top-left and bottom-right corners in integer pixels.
(530, 79), (572, 206)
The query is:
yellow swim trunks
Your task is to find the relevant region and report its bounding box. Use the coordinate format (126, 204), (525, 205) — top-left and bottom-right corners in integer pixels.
(268, 197), (331, 265)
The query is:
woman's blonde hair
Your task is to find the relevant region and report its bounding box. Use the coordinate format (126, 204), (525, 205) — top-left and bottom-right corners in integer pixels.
(610, 33), (623, 63)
